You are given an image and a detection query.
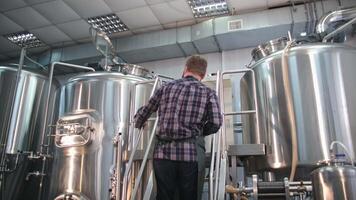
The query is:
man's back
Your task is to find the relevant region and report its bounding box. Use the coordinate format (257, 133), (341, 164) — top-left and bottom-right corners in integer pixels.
(158, 76), (216, 140)
(134, 76), (222, 161)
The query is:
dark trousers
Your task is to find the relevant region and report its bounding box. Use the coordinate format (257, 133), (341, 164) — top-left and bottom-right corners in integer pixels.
(153, 159), (198, 200)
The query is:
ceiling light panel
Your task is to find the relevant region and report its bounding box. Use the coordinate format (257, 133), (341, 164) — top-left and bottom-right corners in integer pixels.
(187, 0), (229, 18)
(87, 13), (129, 34)
(4, 31), (45, 48)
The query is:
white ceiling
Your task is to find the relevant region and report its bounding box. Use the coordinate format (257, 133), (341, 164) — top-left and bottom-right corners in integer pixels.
(0, 0), (278, 61)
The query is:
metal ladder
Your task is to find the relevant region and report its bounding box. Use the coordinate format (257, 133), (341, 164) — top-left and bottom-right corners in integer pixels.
(121, 75), (174, 200)
(209, 69), (258, 200)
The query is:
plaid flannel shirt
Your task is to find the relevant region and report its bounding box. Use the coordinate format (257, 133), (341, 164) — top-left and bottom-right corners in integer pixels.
(134, 76), (222, 162)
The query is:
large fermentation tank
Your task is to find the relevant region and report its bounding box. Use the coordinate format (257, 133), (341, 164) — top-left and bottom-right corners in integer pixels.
(241, 44), (356, 178)
(49, 71), (153, 200)
(0, 66), (58, 200)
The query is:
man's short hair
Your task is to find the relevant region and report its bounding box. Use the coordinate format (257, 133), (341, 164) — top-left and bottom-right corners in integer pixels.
(186, 55), (207, 77)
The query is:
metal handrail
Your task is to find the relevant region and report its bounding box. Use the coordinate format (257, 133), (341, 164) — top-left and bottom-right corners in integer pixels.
(121, 77), (160, 200)
(131, 118), (159, 200)
(209, 71), (221, 200)
(209, 68), (259, 200)
(213, 71), (223, 200)
(129, 78), (164, 200)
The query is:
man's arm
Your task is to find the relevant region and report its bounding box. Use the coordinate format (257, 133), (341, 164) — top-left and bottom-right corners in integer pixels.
(202, 92), (223, 136)
(134, 87), (163, 129)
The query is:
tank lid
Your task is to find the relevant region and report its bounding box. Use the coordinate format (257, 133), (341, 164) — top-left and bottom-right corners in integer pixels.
(106, 63), (152, 78)
(251, 37), (288, 62)
(251, 44), (268, 62)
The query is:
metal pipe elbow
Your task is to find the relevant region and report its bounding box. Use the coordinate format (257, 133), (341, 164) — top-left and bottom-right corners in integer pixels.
(316, 6), (356, 34)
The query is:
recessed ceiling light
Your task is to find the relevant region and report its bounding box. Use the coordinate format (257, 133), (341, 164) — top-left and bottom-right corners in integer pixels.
(300, 32), (307, 36)
(187, 0), (229, 18)
(4, 31), (45, 48)
(87, 13), (129, 34)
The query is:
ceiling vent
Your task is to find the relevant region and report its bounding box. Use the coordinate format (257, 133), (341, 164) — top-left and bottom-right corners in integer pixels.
(228, 19), (243, 31)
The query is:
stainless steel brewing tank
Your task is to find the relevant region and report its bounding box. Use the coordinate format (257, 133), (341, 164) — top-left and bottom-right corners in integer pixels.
(0, 66), (58, 154)
(49, 72), (153, 200)
(0, 66), (58, 200)
(240, 44), (356, 178)
(311, 161), (356, 200)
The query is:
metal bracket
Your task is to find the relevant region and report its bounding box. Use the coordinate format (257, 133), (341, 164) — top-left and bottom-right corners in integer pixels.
(252, 174), (258, 200)
(284, 177), (291, 200)
(228, 144), (266, 157)
(26, 171), (46, 181)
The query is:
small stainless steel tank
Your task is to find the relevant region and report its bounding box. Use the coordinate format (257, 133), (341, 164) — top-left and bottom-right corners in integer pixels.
(311, 158), (356, 200)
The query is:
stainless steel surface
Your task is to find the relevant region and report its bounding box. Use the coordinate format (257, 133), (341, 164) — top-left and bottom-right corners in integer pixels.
(262, 171), (275, 182)
(0, 66), (56, 154)
(323, 17), (356, 43)
(1, 48), (25, 155)
(311, 162), (356, 200)
(112, 63), (151, 78)
(316, 7), (356, 33)
(228, 144), (266, 157)
(41, 62), (95, 154)
(241, 44), (356, 178)
(317, 7), (356, 47)
(0, 64), (58, 200)
(251, 45), (268, 62)
(251, 38), (288, 62)
(49, 71), (153, 200)
(90, 27), (116, 70)
(264, 37), (288, 55)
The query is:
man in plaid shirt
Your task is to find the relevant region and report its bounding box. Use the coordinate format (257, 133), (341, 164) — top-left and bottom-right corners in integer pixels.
(134, 55), (222, 200)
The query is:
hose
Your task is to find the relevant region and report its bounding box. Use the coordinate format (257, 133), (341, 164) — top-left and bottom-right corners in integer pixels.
(329, 141), (355, 167)
(281, 40), (298, 181)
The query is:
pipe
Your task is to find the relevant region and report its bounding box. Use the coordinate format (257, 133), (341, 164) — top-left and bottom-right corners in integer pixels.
(209, 70), (221, 200)
(317, 7), (356, 34)
(320, 0), (325, 14)
(24, 55), (46, 70)
(281, 41), (298, 181)
(322, 17), (356, 42)
(289, 4), (295, 37)
(303, 0), (310, 34)
(213, 71), (222, 200)
(329, 141), (355, 167)
(155, 74), (175, 81)
(224, 111), (256, 116)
